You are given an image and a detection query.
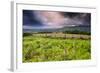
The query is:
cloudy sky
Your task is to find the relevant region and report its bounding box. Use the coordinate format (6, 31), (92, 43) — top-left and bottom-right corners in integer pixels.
(23, 10), (91, 29)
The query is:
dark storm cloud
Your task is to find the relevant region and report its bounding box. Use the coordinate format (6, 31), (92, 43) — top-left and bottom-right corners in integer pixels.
(62, 12), (91, 25)
(23, 10), (43, 26)
(23, 10), (91, 29)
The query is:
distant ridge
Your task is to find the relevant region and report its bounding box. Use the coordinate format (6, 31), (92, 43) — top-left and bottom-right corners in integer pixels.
(23, 24), (90, 33)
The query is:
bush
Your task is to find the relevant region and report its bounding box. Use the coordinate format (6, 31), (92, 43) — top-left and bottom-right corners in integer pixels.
(23, 33), (33, 36)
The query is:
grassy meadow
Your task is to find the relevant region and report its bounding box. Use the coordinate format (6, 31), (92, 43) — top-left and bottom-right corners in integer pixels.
(23, 33), (91, 62)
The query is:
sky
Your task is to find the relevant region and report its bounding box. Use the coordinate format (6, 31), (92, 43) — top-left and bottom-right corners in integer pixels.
(23, 10), (91, 29)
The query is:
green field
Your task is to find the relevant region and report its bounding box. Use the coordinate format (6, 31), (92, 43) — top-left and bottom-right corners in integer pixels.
(23, 34), (91, 62)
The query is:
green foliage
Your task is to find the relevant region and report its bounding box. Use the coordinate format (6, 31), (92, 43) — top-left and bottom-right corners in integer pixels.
(63, 30), (91, 35)
(23, 33), (33, 36)
(23, 36), (91, 62)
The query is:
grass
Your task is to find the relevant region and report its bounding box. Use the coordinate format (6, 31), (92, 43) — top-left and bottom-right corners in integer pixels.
(23, 34), (91, 63)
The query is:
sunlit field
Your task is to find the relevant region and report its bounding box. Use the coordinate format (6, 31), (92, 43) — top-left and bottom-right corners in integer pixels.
(23, 33), (91, 62)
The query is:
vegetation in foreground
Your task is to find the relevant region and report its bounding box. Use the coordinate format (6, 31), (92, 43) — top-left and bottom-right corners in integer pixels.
(23, 34), (91, 62)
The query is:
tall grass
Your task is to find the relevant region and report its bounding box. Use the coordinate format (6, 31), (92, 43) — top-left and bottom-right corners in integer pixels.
(23, 36), (91, 62)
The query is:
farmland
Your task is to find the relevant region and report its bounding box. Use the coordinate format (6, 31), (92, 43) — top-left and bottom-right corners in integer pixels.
(23, 33), (91, 62)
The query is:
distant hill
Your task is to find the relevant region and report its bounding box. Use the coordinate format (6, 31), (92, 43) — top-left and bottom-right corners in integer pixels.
(23, 24), (90, 33)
